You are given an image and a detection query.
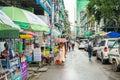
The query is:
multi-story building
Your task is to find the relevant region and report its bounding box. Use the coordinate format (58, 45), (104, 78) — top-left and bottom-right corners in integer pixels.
(76, 0), (89, 37)
(0, 0), (69, 38)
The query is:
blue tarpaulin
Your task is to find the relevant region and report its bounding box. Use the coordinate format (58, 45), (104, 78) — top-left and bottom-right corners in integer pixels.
(106, 32), (120, 38)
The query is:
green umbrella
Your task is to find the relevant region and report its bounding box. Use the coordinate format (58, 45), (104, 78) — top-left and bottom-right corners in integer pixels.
(84, 31), (91, 36)
(1, 6), (49, 32)
(28, 24), (50, 32)
(0, 23), (19, 38)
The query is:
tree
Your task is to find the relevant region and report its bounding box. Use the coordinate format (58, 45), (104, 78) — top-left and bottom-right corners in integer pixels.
(87, 0), (120, 31)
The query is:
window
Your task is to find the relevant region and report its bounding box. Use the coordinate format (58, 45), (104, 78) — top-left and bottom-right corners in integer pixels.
(99, 41), (105, 46)
(108, 40), (116, 47)
(112, 41), (119, 48)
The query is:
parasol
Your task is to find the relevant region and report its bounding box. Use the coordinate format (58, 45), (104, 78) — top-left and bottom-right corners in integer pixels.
(53, 38), (67, 43)
(1, 6), (49, 32)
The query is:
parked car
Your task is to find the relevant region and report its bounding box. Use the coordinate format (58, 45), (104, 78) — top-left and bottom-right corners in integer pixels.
(96, 38), (119, 64)
(92, 45), (99, 56)
(108, 39), (120, 72)
(78, 39), (88, 49)
(92, 37), (103, 56)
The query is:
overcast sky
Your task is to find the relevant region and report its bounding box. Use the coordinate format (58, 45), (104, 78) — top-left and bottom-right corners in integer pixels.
(64, 0), (76, 30)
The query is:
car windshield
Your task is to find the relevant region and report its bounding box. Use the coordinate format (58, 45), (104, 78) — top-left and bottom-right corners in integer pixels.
(108, 40), (116, 47)
(112, 40), (120, 48)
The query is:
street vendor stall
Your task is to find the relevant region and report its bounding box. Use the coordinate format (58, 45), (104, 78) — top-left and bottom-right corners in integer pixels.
(0, 22), (22, 80)
(19, 34), (34, 63)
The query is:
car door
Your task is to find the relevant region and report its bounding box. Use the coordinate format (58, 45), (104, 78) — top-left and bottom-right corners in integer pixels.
(117, 40), (120, 63)
(97, 40), (106, 58)
(109, 40), (119, 63)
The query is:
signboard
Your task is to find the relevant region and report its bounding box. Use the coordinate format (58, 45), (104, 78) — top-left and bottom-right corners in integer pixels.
(0, 42), (5, 53)
(33, 48), (41, 61)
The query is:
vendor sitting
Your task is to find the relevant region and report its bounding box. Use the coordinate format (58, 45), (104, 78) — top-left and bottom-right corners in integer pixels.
(1, 42), (9, 59)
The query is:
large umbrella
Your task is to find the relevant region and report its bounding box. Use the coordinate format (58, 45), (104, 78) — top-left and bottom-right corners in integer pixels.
(1, 6), (49, 32)
(0, 22), (19, 38)
(106, 32), (120, 38)
(53, 38), (67, 43)
(0, 10), (20, 30)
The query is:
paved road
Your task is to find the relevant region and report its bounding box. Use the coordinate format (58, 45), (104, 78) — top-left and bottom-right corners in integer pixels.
(33, 47), (120, 80)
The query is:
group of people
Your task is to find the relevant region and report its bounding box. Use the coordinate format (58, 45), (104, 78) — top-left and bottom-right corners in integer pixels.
(55, 40), (76, 65)
(67, 40), (75, 51)
(55, 43), (66, 64)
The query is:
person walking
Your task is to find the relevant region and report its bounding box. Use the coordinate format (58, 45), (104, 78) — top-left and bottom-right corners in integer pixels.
(58, 43), (66, 64)
(71, 40), (75, 51)
(87, 39), (93, 61)
(68, 41), (71, 51)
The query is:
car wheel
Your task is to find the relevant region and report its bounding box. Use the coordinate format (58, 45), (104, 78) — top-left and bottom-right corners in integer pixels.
(96, 53), (99, 60)
(101, 54), (106, 64)
(112, 60), (119, 72)
(93, 50), (96, 56)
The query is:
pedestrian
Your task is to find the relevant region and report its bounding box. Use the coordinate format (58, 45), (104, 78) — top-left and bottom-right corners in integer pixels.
(87, 39), (93, 61)
(71, 41), (75, 51)
(68, 41), (71, 51)
(58, 43), (66, 64)
(1, 41), (8, 59)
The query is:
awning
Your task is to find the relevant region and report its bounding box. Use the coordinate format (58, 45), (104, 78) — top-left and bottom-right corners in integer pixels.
(0, 10), (21, 30)
(106, 32), (120, 38)
(1, 6), (50, 32)
(26, 31), (38, 37)
(0, 23), (19, 38)
(28, 24), (50, 32)
(19, 31), (38, 37)
(84, 31), (91, 36)
(20, 34), (33, 39)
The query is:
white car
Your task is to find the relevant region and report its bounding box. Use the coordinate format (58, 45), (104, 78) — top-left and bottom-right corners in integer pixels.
(78, 39), (88, 49)
(96, 38), (119, 64)
(108, 39), (120, 72)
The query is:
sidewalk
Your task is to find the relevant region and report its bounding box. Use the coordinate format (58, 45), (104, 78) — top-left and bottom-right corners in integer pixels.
(27, 63), (49, 80)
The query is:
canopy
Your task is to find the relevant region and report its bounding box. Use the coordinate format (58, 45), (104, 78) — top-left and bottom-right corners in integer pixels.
(0, 23), (19, 38)
(53, 38), (67, 43)
(28, 24), (49, 32)
(106, 32), (120, 38)
(20, 34), (33, 39)
(26, 31), (38, 37)
(1, 6), (49, 32)
(84, 31), (91, 36)
(0, 10), (20, 30)
(19, 31), (38, 37)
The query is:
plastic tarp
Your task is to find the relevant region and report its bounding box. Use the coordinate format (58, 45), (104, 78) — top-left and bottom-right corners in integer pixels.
(106, 32), (120, 38)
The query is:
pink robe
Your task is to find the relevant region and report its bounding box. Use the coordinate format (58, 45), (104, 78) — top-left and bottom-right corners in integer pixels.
(59, 46), (65, 62)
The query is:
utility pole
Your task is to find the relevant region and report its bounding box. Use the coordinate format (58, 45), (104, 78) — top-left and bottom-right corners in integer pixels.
(50, 0), (54, 53)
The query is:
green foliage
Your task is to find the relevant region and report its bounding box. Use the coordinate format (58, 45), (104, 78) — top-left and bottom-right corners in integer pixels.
(87, 0), (120, 25)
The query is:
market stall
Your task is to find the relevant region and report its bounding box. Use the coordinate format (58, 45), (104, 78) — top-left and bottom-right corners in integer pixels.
(0, 23), (22, 80)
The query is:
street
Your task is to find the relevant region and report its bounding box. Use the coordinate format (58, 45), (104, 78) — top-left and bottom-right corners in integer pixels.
(33, 46), (120, 80)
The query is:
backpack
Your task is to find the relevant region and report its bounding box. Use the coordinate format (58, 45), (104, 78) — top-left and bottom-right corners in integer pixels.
(87, 44), (92, 52)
